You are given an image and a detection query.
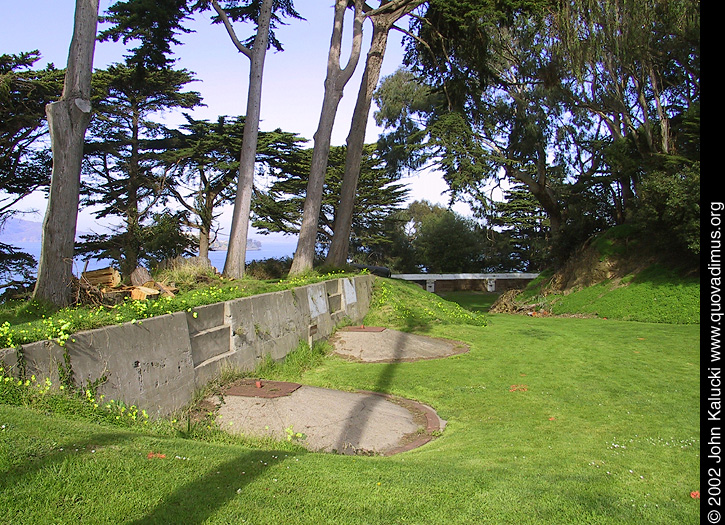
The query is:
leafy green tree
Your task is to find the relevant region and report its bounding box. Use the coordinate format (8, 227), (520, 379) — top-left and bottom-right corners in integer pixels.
(163, 115), (244, 261)
(628, 104), (700, 260)
(100, 0), (194, 70)
(77, 210), (196, 272)
(487, 182), (550, 271)
(253, 143), (408, 260)
(164, 114), (308, 260)
(350, 207), (418, 272)
(0, 52), (63, 210)
(552, 0), (700, 258)
(377, 14), (573, 243)
(357, 200), (448, 273)
(554, 0), (700, 224)
(413, 207), (486, 273)
(377, 0), (699, 264)
(77, 64), (202, 277)
(632, 162), (700, 260)
(102, 0), (303, 278)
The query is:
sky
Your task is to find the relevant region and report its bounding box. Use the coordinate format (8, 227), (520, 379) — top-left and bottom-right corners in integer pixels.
(0, 1), (466, 241)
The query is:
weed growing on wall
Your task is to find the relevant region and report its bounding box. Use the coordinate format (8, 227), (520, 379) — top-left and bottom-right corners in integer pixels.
(0, 366), (149, 428)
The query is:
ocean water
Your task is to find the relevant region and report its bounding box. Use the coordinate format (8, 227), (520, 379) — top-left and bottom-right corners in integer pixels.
(8, 239), (297, 277)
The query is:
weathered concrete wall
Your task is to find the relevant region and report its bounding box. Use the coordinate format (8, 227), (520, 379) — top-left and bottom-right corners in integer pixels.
(432, 278), (534, 293)
(0, 275), (374, 417)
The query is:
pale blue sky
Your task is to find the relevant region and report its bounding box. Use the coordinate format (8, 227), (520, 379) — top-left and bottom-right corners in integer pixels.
(0, 1), (459, 236)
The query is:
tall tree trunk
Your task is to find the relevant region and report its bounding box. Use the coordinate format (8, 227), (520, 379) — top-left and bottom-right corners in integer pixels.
(326, 0), (423, 267)
(325, 17), (389, 267)
(199, 227), (210, 260)
(222, 0), (273, 279)
(33, 0), (99, 307)
(289, 0), (364, 275)
(198, 193), (214, 261)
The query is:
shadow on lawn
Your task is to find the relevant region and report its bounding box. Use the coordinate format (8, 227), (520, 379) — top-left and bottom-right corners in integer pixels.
(332, 329), (407, 454)
(131, 448), (300, 525)
(0, 430), (133, 491)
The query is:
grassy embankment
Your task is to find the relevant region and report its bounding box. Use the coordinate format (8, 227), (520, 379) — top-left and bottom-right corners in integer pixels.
(0, 267), (357, 349)
(0, 274), (700, 524)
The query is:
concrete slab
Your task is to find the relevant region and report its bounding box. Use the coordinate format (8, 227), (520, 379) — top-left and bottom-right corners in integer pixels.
(213, 385), (445, 456)
(330, 327), (468, 363)
(209, 327), (464, 456)
(224, 378), (301, 398)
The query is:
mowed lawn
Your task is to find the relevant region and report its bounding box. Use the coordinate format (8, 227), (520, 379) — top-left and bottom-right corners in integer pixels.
(0, 296), (700, 523)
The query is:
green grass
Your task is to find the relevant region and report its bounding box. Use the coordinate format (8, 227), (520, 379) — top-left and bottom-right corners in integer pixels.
(0, 278), (700, 524)
(436, 291), (500, 312)
(362, 278), (487, 332)
(543, 265), (700, 324)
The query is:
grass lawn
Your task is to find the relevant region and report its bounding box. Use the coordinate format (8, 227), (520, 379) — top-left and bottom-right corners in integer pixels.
(0, 279), (700, 524)
(436, 290), (500, 312)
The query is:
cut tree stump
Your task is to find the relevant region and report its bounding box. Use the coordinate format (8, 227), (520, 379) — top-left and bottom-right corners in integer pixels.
(130, 267), (153, 287)
(130, 286), (160, 301)
(81, 267), (121, 288)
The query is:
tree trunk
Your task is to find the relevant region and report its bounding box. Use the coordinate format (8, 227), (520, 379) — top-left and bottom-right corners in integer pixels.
(326, 0), (424, 267)
(222, 0), (273, 279)
(289, 0), (364, 275)
(33, 0), (99, 307)
(198, 227), (210, 260)
(325, 18), (390, 267)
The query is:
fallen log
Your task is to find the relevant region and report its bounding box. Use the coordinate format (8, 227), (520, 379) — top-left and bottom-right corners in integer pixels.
(141, 280), (176, 298)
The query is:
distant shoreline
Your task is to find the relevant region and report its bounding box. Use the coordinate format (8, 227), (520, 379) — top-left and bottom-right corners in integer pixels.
(7, 239), (295, 276)
(3, 218), (264, 251)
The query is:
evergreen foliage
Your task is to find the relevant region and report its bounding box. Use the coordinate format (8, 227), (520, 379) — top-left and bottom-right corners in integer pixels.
(253, 144), (409, 259)
(0, 51), (64, 291)
(77, 64), (202, 276)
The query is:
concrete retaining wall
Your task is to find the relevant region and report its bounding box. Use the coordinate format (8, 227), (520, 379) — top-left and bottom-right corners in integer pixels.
(0, 275), (374, 417)
(431, 278), (535, 293)
(392, 273), (539, 293)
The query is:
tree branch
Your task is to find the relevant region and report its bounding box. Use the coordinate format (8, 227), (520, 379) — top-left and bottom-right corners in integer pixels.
(210, 0), (252, 59)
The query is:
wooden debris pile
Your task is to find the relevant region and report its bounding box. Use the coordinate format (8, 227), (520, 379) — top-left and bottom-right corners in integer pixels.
(79, 266), (178, 303)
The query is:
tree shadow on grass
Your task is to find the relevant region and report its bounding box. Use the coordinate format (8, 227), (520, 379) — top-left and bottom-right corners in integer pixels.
(332, 330), (407, 454)
(130, 447), (298, 525)
(0, 429), (134, 491)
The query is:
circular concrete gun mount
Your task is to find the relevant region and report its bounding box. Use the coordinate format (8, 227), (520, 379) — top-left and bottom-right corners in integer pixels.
(330, 326), (469, 363)
(213, 379), (445, 456)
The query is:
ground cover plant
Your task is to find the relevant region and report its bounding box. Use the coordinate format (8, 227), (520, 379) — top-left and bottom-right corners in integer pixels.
(0, 265), (357, 349)
(0, 278), (700, 524)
